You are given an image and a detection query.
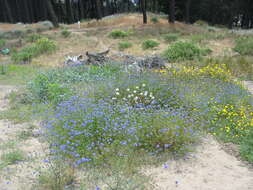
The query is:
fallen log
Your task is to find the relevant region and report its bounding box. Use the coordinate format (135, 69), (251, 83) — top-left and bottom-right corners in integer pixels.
(86, 49), (110, 65)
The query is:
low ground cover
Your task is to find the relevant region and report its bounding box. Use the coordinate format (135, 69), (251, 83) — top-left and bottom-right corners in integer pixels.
(11, 38), (56, 63)
(7, 57), (251, 188)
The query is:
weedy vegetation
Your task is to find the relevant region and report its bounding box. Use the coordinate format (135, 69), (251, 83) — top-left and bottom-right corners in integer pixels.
(234, 37), (253, 55)
(118, 41), (133, 50)
(163, 41), (211, 61)
(163, 33), (180, 42)
(109, 30), (129, 38)
(61, 29), (71, 38)
(1, 150), (25, 165)
(11, 38), (56, 63)
(0, 39), (6, 48)
(142, 39), (160, 49)
(151, 16), (159, 24)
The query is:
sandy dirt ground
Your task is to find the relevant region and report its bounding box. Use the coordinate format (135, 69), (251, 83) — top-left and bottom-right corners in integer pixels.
(243, 81), (253, 94)
(146, 136), (253, 190)
(0, 85), (47, 190)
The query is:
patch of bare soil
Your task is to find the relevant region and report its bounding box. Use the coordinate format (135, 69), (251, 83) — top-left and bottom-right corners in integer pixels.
(243, 81), (253, 94)
(208, 38), (236, 57)
(0, 85), (47, 190)
(0, 85), (15, 112)
(146, 136), (253, 190)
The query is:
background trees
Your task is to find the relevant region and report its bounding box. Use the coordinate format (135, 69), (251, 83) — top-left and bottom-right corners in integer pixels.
(0, 0), (252, 28)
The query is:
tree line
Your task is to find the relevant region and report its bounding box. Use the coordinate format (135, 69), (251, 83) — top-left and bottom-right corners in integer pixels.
(0, 0), (253, 29)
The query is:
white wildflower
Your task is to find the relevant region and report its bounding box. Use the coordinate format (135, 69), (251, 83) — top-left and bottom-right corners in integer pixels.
(115, 88), (119, 91)
(133, 90), (137, 93)
(142, 83), (146, 87)
(127, 88), (130, 91)
(116, 92), (120, 96)
(136, 86), (139, 89)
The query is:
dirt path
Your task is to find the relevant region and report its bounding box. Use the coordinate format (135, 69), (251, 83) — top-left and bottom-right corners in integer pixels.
(146, 136), (253, 190)
(0, 85), (47, 190)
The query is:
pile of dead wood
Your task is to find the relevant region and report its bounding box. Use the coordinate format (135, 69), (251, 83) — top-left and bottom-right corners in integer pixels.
(64, 49), (110, 66)
(64, 50), (166, 70)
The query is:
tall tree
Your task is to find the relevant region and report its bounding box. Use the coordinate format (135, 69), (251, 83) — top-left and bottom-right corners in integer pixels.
(3, 0), (14, 23)
(45, 0), (59, 27)
(169, 0), (175, 23)
(141, 0), (147, 24)
(95, 0), (103, 20)
(66, 0), (75, 23)
(185, 0), (191, 23)
(78, 0), (85, 19)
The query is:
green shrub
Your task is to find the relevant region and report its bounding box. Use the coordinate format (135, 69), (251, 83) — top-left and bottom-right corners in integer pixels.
(240, 128), (253, 163)
(11, 38), (56, 63)
(28, 74), (70, 104)
(163, 33), (180, 42)
(151, 17), (159, 24)
(44, 96), (198, 165)
(61, 29), (71, 38)
(37, 160), (75, 190)
(26, 34), (42, 43)
(190, 34), (207, 43)
(1, 150), (25, 165)
(142, 39), (160, 49)
(109, 30), (129, 39)
(0, 64), (7, 75)
(163, 41), (210, 61)
(118, 41), (133, 50)
(234, 37), (253, 55)
(27, 64), (121, 103)
(11, 47), (34, 63)
(194, 20), (208, 26)
(35, 38), (56, 53)
(0, 39), (5, 48)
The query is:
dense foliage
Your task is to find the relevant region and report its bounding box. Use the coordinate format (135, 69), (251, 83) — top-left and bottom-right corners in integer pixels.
(163, 41), (211, 61)
(1, 0), (253, 28)
(11, 38), (56, 63)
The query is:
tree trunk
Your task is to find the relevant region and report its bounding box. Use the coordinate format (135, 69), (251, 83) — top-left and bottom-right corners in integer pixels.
(78, 0), (85, 19)
(141, 0), (147, 24)
(23, 0), (31, 23)
(185, 0), (191, 23)
(3, 0), (14, 23)
(95, 0), (102, 20)
(45, 0), (59, 27)
(169, 0), (175, 23)
(66, 0), (75, 23)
